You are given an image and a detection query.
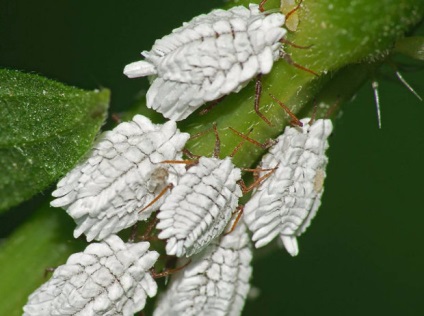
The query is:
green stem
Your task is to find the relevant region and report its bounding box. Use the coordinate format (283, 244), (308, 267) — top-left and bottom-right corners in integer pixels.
(178, 0), (424, 166)
(2, 0), (423, 314)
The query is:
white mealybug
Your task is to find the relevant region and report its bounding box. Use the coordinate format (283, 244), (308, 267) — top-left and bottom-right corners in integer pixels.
(153, 223), (252, 316)
(156, 155), (242, 257)
(244, 117), (333, 256)
(23, 235), (159, 316)
(51, 115), (190, 241)
(123, 4), (287, 121)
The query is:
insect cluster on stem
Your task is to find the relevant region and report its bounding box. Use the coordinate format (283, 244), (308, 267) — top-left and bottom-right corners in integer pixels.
(24, 1), (335, 316)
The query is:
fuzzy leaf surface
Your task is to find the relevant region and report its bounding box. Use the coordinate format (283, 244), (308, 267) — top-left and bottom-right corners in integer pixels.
(0, 69), (109, 212)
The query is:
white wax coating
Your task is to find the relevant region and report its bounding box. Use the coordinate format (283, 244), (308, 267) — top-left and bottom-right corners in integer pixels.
(51, 115), (189, 241)
(157, 156), (242, 257)
(244, 118), (333, 256)
(23, 235), (159, 316)
(153, 223), (252, 316)
(124, 4), (286, 121)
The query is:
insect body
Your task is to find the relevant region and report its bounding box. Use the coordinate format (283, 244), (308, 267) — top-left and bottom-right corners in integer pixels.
(23, 235), (159, 316)
(244, 118), (333, 256)
(51, 115), (190, 241)
(153, 223), (252, 316)
(157, 156), (242, 257)
(124, 4), (287, 121)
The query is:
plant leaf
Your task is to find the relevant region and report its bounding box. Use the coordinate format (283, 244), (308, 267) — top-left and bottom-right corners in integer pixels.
(0, 69), (109, 212)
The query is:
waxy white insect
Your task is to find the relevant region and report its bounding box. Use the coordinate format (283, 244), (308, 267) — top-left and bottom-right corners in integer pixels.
(244, 118), (333, 256)
(23, 235), (159, 316)
(157, 155), (242, 257)
(51, 115), (190, 242)
(153, 223), (252, 316)
(123, 4), (287, 121)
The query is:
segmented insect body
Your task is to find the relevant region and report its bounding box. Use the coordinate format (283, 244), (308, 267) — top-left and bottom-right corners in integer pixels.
(51, 115), (190, 241)
(153, 223), (252, 316)
(157, 156), (242, 257)
(23, 235), (159, 316)
(124, 4), (287, 121)
(244, 118), (333, 256)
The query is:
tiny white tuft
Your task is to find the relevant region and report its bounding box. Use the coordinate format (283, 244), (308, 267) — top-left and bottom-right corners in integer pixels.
(124, 60), (157, 78)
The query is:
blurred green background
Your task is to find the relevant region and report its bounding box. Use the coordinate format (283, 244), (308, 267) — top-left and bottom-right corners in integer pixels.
(1, 0), (423, 315)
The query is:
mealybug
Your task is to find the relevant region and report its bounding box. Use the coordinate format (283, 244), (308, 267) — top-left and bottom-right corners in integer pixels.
(153, 223), (252, 316)
(23, 235), (159, 316)
(156, 125), (243, 257)
(124, 4), (288, 121)
(51, 115), (189, 241)
(244, 116), (333, 256)
(157, 155), (243, 257)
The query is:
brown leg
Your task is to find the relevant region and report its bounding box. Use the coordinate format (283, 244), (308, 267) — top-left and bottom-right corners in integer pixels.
(224, 205), (244, 235)
(140, 216), (159, 241)
(150, 259), (191, 279)
(255, 75), (273, 126)
(212, 123), (221, 158)
(189, 127), (214, 140)
(186, 123), (221, 159)
(229, 128), (253, 158)
(279, 50), (319, 77)
(286, 0), (303, 20)
(199, 96), (226, 116)
(161, 159), (197, 165)
(239, 165), (278, 194)
(268, 93), (303, 127)
(241, 167), (277, 173)
(259, 0), (268, 12)
(162, 156), (199, 173)
(139, 183), (173, 214)
(181, 149), (201, 161)
(280, 38), (313, 50)
(228, 127), (275, 150)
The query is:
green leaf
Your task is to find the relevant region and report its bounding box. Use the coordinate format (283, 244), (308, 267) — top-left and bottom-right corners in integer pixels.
(0, 69), (109, 212)
(0, 0), (423, 315)
(0, 203), (87, 316)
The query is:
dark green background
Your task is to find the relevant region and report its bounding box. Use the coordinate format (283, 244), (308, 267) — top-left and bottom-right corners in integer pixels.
(1, 0), (423, 315)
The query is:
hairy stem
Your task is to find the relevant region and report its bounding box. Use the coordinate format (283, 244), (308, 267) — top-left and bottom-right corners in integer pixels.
(179, 0), (424, 167)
